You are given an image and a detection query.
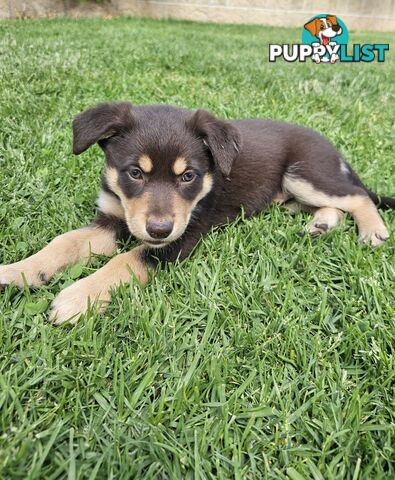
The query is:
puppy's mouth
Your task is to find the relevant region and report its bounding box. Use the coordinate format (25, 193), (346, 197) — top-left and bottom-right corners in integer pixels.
(143, 239), (170, 249)
(320, 28), (341, 45)
(129, 228), (185, 249)
(321, 34), (330, 45)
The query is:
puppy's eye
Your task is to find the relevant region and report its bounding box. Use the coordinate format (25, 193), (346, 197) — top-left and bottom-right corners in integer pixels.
(181, 171), (195, 183)
(128, 168), (142, 180)
(320, 24), (325, 30)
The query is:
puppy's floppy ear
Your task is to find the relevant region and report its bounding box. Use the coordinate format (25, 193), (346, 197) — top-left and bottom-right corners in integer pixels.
(304, 18), (320, 37)
(72, 101), (134, 155)
(188, 109), (241, 178)
(326, 15), (338, 26)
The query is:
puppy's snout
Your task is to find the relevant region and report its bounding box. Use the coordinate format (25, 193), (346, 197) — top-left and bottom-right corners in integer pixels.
(146, 218), (174, 239)
(332, 24), (341, 32)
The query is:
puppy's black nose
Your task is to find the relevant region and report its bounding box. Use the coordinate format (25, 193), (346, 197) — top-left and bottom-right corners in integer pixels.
(146, 219), (174, 239)
(332, 24), (341, 32)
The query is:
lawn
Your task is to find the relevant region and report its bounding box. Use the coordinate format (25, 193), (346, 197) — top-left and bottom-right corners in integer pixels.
(0, 16), (394, 479)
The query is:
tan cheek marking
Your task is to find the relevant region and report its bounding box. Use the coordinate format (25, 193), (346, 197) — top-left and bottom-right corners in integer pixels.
(106, 167), (150, 219)
(122, 192), (151, 239)
(97, 190), (125, 219)
(138, 154), (153, 174)
(106, 167), (152, 239)
(173, 157), (187, 176)
(124, 192), (150, 218)
(173, 194), (191, 220)
(106, 167), (124, 199)
(192, 173), (213, 208)
(172, 173), (214, 223)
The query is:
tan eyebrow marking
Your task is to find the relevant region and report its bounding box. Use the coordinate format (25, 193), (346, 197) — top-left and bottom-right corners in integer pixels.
(173, 157), (187, 176)
(138, 154), (153, 173)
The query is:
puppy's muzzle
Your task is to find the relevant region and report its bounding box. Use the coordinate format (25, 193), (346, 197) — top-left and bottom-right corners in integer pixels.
(146, 218), (174, 239)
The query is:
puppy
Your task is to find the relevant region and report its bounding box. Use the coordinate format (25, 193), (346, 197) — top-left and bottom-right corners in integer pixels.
(0, 102), (393, 324)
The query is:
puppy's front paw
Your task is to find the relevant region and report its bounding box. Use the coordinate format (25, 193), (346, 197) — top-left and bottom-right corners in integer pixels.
(49, 277), (110, 325)
(359, 225), (390, 247)
(0, 261), (45, 289)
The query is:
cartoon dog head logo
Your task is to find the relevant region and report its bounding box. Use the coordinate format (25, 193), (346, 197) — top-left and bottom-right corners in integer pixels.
(304, 15), (342, 45)
(302, 14), (349, 63)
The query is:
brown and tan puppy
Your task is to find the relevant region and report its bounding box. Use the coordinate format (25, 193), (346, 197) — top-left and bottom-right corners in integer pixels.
(0, 102), (393, 324)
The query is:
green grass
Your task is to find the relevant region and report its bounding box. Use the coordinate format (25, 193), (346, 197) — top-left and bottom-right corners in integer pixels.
(0, 17), (394, 479)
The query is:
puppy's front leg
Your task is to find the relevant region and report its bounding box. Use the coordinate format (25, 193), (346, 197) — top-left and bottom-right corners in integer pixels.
(50, 246), (149, 325)
(0, 225), (116, 288)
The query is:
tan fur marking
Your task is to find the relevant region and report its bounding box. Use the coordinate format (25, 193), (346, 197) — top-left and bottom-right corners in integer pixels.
(173, 157), (187, 176)
(112, 169), (213, 246)
(123, 192), (152, 241)
(193, 173), (214, 208)
(170, 172), (214, 241)
(138, 154), (153, 173)
(106, 167), (123, 198)
(106, 167), (148, 231)
(283, 176), (389, 245)
(307, 207), (344, 235)
(172, 173), (213, 221)
(273, 192), (291, 204)
(105, 167), (146, 236)
(345, 196), (389, 245)
(97, 190), (125, 219)
(273, 191), (314, 214)
(50, 246), (149, 324)
(0, 227), (116, 288)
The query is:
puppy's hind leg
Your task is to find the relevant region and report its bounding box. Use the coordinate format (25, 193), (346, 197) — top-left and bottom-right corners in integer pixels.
(283, 176), (389, 246)
(341, 194), (389, 246)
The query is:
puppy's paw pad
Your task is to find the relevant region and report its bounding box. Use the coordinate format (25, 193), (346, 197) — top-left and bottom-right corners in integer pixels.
(39, 272), (47, 283)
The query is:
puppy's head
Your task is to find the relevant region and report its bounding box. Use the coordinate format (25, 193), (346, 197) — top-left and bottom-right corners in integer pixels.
(304, 15), (342, 45)
(72, 102), (241, 247)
